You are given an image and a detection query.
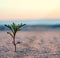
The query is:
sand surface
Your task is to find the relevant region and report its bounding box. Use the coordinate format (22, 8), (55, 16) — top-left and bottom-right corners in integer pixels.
(0, 30), (60, 58)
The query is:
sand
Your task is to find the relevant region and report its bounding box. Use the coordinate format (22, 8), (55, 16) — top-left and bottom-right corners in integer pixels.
(0, 29), (60, 58)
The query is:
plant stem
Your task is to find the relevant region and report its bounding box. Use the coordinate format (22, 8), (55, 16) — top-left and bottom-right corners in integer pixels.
(13, 37), (16, 52)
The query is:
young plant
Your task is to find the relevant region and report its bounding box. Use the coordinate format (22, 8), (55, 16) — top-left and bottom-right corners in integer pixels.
(5, 22), (26, 52)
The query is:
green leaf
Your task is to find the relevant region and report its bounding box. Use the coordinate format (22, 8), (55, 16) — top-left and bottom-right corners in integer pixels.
(4, 22), (26, 37)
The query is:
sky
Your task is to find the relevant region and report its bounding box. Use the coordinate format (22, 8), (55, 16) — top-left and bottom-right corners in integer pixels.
(0, 0), (60, 21)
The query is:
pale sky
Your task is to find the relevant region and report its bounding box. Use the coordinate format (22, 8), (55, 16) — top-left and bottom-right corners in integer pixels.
(0, 0), (60, 20)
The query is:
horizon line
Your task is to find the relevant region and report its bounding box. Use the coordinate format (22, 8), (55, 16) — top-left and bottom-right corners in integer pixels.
(0, 18), (60, 21)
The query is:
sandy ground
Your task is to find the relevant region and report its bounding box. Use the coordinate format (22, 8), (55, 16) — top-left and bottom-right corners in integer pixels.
(0, 30), (60, 58)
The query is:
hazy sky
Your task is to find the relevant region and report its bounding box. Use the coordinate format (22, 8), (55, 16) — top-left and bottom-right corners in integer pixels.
(0, 0), (60, 20)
